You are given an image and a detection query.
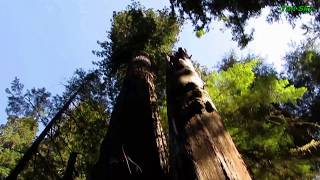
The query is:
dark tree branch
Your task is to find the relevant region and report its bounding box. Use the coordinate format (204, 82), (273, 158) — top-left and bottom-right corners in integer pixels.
(63, 152), (78, 180)
(290, 139), (320, 156)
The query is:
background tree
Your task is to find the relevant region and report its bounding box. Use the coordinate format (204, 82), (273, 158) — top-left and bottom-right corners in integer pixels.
(5, 77), (51, 125)
(93, 2), (180, 109)
(0, 117), (37, 178)
(285, 40), (320, 119)
(283, 40), (320, 155)
(169, 0), (320, 47)
(204, 56), (319, 178)
(26, 70), (109, 180)
(2, 70), (109, 179)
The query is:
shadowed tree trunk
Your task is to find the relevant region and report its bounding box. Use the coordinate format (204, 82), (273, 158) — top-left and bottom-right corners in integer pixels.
(63, 152), (78, 180)
(166, 48), (251, 180)
(91, 53), (169, 180)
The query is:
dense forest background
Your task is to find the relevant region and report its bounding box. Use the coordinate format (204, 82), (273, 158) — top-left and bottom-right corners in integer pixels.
(1, 0), (320, 179)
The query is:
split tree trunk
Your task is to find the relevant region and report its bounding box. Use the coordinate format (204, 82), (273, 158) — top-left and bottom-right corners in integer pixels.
(91, 53), (169, 179)
(166, 48), (251, 180)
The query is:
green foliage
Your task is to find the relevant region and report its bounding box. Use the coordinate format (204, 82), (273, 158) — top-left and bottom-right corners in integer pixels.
(207, 60), (306, 116)
(159, 101), (169, 135)
(286, 41), (320, 87)
(229, 122), (293, 154)
(94, 3), (181, 106)
(170, 0), (320, 47)
(195, 27), (205, 38)
(47, 100), (109, 179)
(205, 59), (314, 178)
(27, 70), (109, 179)
(109, 4), (180, 64)
(284, 40), (320, 130)
(0, 117), (37, 178)
(252, 158), (315, 179)
(0, 70), (109, 179)
(5, 77), (51, 125)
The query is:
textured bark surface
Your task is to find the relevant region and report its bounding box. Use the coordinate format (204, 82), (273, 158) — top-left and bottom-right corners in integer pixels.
(166, 48), (251, 180)
(91, 54), (169, 180)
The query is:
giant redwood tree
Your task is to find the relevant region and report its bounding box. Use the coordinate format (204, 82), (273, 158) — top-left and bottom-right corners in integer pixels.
(91, 53), (169, 179)
(91, 3), (180, 180)
(166, 48), (251, 180)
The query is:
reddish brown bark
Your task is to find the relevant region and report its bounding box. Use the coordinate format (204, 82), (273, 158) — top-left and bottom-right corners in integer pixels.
(166, 48), (251, 180)
(91, 54), (169, 180)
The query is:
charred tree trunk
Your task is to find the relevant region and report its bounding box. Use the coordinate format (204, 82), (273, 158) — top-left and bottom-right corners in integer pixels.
(166, 48), (251, 180)
(91, 53), (169, 180)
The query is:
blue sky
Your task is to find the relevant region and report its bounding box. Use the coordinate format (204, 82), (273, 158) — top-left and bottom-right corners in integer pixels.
(0, 0), (310, 125)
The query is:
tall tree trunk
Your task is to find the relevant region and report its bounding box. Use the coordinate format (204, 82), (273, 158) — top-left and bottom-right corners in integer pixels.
(166, 48), (251, 180)
(91, 53), (169, 180)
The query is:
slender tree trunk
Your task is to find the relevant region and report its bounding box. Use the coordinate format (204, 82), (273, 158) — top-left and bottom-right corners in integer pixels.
(166, 48), (251, 180)
(63, 152), (78, 180)
(91, 53), (169, 180)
